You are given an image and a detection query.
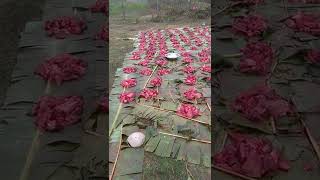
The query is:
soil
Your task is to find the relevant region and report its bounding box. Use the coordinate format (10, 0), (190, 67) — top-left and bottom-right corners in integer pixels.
(0, 0), (45, 106)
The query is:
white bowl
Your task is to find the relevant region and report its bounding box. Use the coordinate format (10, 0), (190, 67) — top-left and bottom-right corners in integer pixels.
(127, 132), (145, 148)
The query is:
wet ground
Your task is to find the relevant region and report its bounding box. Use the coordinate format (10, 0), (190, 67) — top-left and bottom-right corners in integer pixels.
(0, 0), (45, 106)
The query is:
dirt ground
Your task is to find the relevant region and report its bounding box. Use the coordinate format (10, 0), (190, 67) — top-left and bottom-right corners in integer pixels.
(109, 16), (211, 89)
(0, 0), (45, 106)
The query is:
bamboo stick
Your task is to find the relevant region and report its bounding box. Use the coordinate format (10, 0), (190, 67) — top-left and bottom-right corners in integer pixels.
(19, 80), (51, 180)
(110, 126), (123, 180)
(270, 117), (277, 134)
(109, 88), (126, 136)
(185, 163), (195, 180)
(300, 118), (320, 162)
(206, 102), (211, 111)
(159, 131), (211, 144)
(143, 65), (158, 89)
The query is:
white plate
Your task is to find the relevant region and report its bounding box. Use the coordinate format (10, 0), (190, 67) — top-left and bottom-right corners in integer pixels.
(166, 53), (180, 59)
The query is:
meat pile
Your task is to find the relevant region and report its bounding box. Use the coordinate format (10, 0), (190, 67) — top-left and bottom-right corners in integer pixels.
(33, 96), (84, 131)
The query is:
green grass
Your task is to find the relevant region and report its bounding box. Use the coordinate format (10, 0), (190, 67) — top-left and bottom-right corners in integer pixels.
(110, 2), (148, 17)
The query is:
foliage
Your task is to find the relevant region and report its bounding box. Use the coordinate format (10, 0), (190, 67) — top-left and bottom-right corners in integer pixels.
(110, 1), (148, 16)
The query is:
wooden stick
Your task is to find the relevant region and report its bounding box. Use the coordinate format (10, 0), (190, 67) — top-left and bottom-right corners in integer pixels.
(159, 131), (211, 144)
(221, 132), (228, 151)
(300, 118), (320, 162)
(267, 59), (279, 83)
(282, 0), (289, 17)
(206, 102), (211, 112)
(143, 65), (158, 89)
(19, 131), (40, 180)
(85, 130), (104, 137)
(20, 81), (51, 180)
(223, 53), (242, 58)
(44, 80), (51, 94)
(212, 165), (257, 180)
(73, 7), (78, 15)
(290, 97), (320, 161)
(110, 126), (123, 180)
(186, 163), (195, 180)
(270, 117), (277, 134)
(177, 114), (210, 126)
(109, 88), (126, 136)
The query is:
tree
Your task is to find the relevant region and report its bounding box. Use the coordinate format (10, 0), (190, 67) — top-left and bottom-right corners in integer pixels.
(121, 0), (126, 20)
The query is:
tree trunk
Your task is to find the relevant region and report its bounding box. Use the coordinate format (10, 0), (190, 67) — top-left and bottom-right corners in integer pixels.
(121, 0), (126, 20)
(156, 0), (159, 18)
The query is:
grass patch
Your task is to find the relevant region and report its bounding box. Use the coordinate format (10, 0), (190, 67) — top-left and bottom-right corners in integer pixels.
(110, 2), (148, 17)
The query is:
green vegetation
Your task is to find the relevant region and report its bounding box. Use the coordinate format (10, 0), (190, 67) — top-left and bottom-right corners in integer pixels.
(110, 1), (148, 17)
